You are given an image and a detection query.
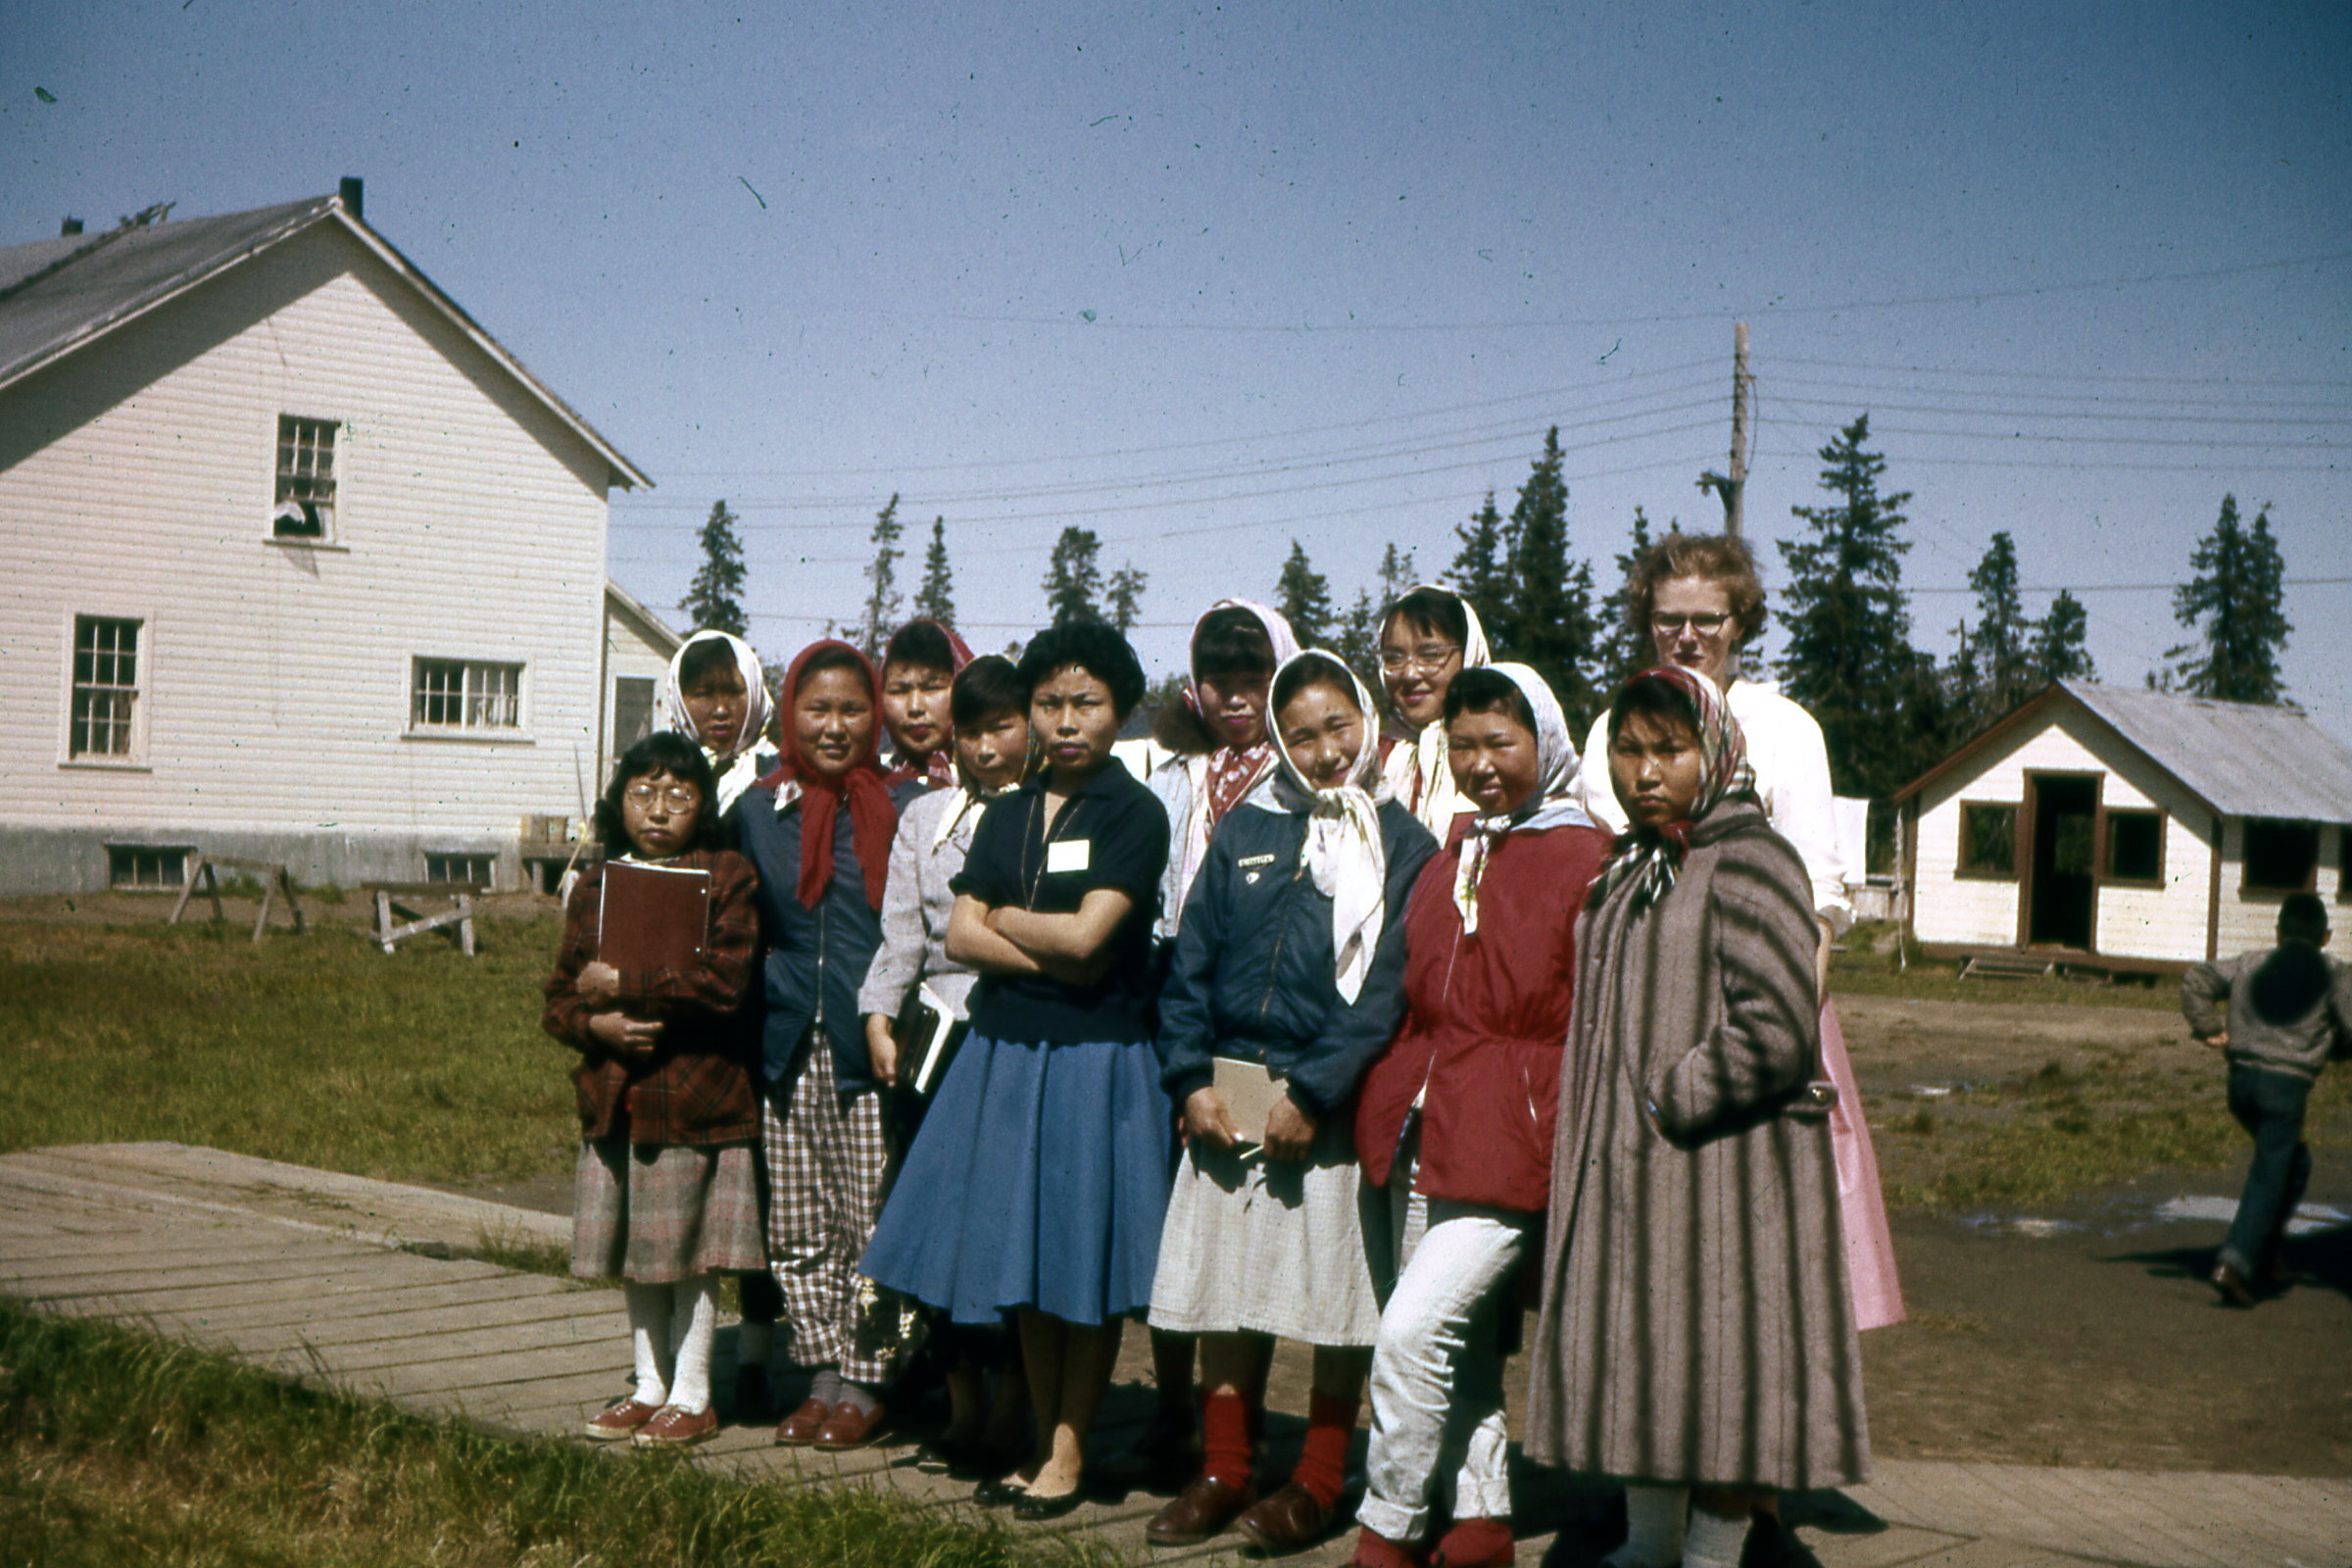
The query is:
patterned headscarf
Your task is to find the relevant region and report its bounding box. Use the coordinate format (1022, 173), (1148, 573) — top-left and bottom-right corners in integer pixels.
(1586, 664), (1755, 915)
(757, 640), (898, 909)
(880, 619), (976, 792)
(659, 630), (776, 815)
(1450, 662), (1594, 935)
(1248, 651), (1394, 1004)
(1168, 599), (1302, 913)
(1376, 585), (1493, 838)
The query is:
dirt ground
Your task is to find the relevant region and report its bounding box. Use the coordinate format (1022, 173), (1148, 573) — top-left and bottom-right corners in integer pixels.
(439, 987), (2352, 1477)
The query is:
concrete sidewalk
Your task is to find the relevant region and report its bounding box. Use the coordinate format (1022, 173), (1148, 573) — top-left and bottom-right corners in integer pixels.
(0, 1143), (2343, 1568)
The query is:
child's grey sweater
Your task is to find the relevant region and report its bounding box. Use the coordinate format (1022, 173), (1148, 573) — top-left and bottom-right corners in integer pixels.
(2181, 944), (2352, 1082)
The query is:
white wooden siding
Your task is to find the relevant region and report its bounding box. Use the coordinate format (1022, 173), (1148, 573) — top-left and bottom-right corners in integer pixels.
(0, 221), (612, 879)
(603, 597), (679, 782)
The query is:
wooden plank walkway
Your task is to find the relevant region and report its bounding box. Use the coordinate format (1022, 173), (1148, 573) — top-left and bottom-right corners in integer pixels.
(2, 1144), (2347, 1568)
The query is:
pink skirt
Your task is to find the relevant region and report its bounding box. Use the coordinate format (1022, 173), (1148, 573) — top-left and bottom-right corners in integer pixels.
(1820, 999), (1904, 1330)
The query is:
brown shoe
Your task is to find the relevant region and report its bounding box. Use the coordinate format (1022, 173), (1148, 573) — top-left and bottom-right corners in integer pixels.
(1237, 1481), (1340, 1555)
(813, 1398), (890, 1449)
(2210, 1260), (2257, 1308)
(774, 1394), (831, 1445)
(1147, 1473), (1258, 1546)
(634, 1403), (718, 1447)
(584, 1396), (661, 1442)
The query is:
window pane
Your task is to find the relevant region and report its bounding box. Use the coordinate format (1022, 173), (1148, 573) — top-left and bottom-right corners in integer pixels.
(1960, 804), (2017, 875)
(2107, 811), (2163, 882)
(2245, 819), (2319, 893)
(70, 615), (139, 758)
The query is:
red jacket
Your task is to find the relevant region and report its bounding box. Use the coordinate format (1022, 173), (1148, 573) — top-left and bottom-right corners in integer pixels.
(1353, 822), (1612, 1213)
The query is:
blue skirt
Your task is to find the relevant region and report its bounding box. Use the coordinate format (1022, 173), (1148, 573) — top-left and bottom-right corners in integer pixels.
(860, 1030), (1176, 1326)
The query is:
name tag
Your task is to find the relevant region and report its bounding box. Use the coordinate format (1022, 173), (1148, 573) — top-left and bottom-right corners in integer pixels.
(1046, 838), (1092, 875)
(1237, 853), (1278, 869)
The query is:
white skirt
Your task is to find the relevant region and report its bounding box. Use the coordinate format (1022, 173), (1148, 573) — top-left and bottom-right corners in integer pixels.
(1148, 1114), (1384, 1346)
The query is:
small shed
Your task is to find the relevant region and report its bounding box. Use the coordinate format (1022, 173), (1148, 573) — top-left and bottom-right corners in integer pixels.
(1894, 680), (2352, 971)
(602, 580), (682, 777)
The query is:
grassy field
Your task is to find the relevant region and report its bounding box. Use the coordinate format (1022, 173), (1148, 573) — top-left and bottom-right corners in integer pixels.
(0, 915), (577, 1185)
(0, 1301), (1112, 1568)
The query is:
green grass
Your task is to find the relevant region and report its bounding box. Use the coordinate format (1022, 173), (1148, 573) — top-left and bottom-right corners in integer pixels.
(0, 918), (576, 1186)
(1829, 921), (2178, 1012)
(0, 1301), (1113, 1568)
(1872, 1051), (2352, 1212)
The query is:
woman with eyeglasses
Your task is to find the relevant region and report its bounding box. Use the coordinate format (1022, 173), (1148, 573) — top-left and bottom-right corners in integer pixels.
(1374, 585), (1493, 840)
(1573, 533), (1902, 1558)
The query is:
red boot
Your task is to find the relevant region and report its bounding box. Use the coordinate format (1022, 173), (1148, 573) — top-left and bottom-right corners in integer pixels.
(1350, 1524), (1426, 1568)
(1431, 1516), (1514, 1568)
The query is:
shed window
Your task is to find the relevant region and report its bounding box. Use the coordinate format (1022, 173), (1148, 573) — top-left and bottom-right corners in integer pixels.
(108, 845), (189, 889)
(2104, 809), (2165, 885)
(612, 676), (656, 753)
(425, 853), (495, 889)
(69, 615), (142, 759)
(2243, 818), (2320, 895)
(1956, 803), (2018, 878)
(412, 659), (523, 731)
(273, 416), (337, 539)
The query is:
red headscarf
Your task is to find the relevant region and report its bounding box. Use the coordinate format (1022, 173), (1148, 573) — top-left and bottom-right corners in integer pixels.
(757, 640), (898, 909)
(879, 619), (977, 792)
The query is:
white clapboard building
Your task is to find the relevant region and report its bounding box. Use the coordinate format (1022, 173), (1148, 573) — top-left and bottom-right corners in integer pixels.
(0, 183), (662, 895)
(1895, 680), (2352, 971)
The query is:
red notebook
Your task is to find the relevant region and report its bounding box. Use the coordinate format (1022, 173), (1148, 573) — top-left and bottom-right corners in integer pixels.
(596, 860), (712, 971)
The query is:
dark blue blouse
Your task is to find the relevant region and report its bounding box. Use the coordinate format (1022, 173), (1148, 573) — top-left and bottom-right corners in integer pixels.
(736, 784), (887, 1092)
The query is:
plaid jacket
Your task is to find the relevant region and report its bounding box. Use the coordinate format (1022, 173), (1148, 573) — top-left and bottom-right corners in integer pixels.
(541, 848), (762, 1146)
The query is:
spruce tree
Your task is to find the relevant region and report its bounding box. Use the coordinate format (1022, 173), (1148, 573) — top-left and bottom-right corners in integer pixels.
(1966, 530), (2033, 719)
(1043, 526), (1105, 626)
(1376, 542), (1418, 609)
(1107, 563), (1150, 634)
(856, 494), (906, 657)
(1335, 587), (1382, 691)
(1597, 506), (1660, 682)
(684, 499), (749, 636)
(2164, 495), (2291, 704)
(912, 516), (956, 627)
(1774, 415), (1937, 798)
(1274, 539), (1335, 649)
(2030, 590), (2096, 683)
(1495, 428), (1599, 722)
(1447, 492), (1508, 634)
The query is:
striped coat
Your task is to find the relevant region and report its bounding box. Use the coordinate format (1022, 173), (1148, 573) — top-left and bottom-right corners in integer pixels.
(1524, 798), (1869, 1491)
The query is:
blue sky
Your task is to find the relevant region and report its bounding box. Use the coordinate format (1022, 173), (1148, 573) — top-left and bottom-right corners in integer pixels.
(7, 0), (2348, 739)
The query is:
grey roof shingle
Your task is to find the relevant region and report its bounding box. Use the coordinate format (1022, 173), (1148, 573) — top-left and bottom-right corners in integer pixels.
(2061, 679), (2352, 822)
(0, 194), (647, 488)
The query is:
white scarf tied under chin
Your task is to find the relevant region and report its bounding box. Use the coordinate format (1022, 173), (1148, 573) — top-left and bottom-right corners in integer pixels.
(1249, 651), (1392, 1004)
(659, 629), (776, 816)
(1450, 662), (1595, 935)
(1377, 585), (1493, 839)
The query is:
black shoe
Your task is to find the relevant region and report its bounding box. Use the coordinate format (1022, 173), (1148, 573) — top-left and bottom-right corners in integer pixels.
(1014, 1485), (1087, 1521)
(973, 1476), (1029, 1509)
(2210, 1261), (2257, 1308)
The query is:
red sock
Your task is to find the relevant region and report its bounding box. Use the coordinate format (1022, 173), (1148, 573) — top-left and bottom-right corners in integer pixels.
(1432, 1516), (1514, 1568)
(1292, 1390), (1357, 1508)
(1200, 1388), (1256, 1490)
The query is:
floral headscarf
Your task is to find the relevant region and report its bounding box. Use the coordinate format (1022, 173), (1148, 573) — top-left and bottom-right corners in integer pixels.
(1450, 662), (1594, 935)
(659, 629), (776, 815)
(1376, 585), (1493, 838)
(1586, 664), (1755, 916)
(1248, 650), (1393, 1004)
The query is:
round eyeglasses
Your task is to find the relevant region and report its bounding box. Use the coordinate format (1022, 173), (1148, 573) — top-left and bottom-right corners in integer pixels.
(623, 783), (700, 811)
(1378, 644), (1462, 676)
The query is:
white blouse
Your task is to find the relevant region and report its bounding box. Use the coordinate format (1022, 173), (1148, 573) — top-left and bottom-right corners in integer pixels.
(1579, 677), (1852, 930)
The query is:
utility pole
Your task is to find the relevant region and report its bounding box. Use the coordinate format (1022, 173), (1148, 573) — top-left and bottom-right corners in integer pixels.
(1698, 321), (1754, 536)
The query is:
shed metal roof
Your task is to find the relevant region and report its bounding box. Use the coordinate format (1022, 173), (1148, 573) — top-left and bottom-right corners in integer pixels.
(1897, 679), (2352, 822)
(0, 194), (649, 490)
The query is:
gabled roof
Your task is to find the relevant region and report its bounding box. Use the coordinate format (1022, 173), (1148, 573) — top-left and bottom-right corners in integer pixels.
(1896, 679), (2352, 822)
(0, 193), (649, 490)
(605, 579), (682, 655)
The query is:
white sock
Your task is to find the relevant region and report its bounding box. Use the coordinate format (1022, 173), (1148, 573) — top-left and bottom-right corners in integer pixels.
(737, 1317), (773, 1370)
(1605, 1484), (1689, 1568)
(1682, 1504), (1749, 1568)
(625, 1281), (673, 1406)
(667, 1275), (719, 1413)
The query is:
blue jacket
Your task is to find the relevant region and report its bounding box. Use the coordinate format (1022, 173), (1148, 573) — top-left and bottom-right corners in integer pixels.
(1155, 797), (1437, 1121)
(737, 784), (885, 1094)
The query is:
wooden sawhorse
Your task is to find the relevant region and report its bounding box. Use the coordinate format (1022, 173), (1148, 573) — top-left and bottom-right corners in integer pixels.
(168, 855), (307, 942)
(362, 881), (485, 956)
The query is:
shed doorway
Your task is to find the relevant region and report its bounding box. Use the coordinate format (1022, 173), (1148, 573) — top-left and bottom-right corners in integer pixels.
(2025, 773), (2099, 949)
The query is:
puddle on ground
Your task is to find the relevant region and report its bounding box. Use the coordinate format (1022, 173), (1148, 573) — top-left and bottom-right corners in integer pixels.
(1959, 1195), (2350, 1240)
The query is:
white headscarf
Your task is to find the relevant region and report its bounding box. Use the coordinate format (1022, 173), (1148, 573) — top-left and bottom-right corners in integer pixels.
(659, 630), (776, 816)
(1167, 599), (1302, 916)
(1376, 585), (1493, 839)
(1247, 650), (1393, 1004)
(1450, 661), (1594, 934)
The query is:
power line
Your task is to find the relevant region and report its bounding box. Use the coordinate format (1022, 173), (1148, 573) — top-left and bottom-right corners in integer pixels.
(1771, 354), (2352, 392)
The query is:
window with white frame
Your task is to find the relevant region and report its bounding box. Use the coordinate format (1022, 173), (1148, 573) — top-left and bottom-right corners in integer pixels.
(69, 614), (143, 760)
(425, 853), (496, 888)
(273, 416), (337, 539)
(411, 659), (524, 733)
(109, 845), (190, 889)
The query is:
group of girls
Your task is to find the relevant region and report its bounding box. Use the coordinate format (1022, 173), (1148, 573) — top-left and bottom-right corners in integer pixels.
(541, 532), (1894, 1568)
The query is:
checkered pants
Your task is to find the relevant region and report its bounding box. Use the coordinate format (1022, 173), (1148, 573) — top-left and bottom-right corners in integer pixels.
(760, 1032), (907, 1385)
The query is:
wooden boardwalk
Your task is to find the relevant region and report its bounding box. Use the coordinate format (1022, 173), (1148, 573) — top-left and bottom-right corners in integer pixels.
(3, 1143), (2347, 1568)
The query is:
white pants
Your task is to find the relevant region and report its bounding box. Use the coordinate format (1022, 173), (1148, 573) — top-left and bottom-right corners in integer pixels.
(1357, 1168), (1534, 1543)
